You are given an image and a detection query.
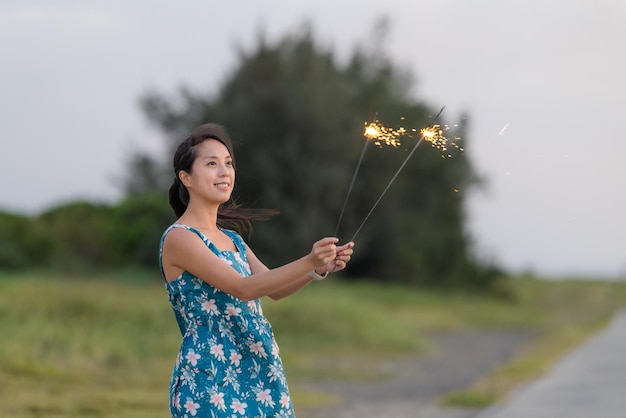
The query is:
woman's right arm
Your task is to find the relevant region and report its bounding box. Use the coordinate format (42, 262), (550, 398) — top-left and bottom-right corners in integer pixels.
(161, 228), (337, 301)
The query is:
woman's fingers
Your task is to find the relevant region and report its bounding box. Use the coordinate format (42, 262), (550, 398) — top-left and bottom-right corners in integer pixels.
(312, 239), (355, 270)
(312, 237), (339, 266)
(327, 242), (355, 272)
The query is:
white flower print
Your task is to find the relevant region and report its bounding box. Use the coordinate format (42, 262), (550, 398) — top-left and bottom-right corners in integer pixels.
(209, 391), (226, 411)
(231, 399), (248, 415)
(180, 365), (197, 392)
(218, 319), (236, 342)
(249, 341), (268, 358)
(183, 398), (200, 416)
(267, 363), (282, 383)
(256, 388), (275, 407)
(229, 349), (242, 367)
(210, 343), (226, 362)
(247, 300), (257, 312)
(224, 366), (241, 392)
(225, 303), (242, 319)
(207, 361), (220, 382)
(280, 392), (291, 409)
(234, 252), (251, 275)
(201, 298), (219, 315)
(185, 349), (201, 366)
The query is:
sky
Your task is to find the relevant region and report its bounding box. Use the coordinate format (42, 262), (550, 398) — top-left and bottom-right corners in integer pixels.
(1, 0), (625, 278)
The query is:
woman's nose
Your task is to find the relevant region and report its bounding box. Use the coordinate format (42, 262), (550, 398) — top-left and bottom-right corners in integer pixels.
(218, 163), (229, 175)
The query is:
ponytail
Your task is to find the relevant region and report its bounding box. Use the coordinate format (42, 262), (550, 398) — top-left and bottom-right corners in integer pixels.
(168, 177), (189, 219)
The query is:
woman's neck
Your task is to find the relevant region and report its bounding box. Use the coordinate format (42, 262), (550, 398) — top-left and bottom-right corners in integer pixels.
(179, 202), (220, 230)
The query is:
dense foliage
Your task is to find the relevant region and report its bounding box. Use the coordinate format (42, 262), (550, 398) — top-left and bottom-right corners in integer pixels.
(0, 194), (174, 271)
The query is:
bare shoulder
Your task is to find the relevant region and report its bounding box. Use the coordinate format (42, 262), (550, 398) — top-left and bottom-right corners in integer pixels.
(161, 226), (208, 261)
(161, 227), (215, 282)
(163, 226), (199, 247)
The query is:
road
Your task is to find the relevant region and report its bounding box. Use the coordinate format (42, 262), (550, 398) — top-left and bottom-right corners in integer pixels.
(478, 310), (626, 418)
(299, 310), (626, 418)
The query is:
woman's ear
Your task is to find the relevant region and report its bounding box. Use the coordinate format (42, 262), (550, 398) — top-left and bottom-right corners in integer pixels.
(179, 170), (192, 188)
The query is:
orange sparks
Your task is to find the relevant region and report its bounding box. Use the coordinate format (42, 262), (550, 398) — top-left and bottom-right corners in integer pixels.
(363, 121), (405, 147)
(363, 118), (463, 157)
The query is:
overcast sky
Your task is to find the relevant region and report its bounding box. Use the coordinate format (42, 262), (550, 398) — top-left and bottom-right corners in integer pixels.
(1, 1), (625, 278)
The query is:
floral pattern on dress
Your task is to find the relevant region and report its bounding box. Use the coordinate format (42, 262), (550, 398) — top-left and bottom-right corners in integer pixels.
(159, 224), (295, 418)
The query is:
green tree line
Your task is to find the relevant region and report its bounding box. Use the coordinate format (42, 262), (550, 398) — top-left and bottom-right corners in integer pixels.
(0, 193), (174, 271)
(0, 28), (502, 288)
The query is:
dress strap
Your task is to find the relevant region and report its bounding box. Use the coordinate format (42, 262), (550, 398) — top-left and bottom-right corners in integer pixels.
(158, 224), (219, 280)
(159, 224), (249, 279)
(221, 229), (248, 258)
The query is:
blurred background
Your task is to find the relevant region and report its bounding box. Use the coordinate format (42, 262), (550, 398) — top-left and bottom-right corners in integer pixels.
(1, 1), (626, 417)
(1, 0), (625, 279)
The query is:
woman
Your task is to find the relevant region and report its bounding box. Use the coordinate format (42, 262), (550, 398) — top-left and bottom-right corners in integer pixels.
(159, 123), (354, 417)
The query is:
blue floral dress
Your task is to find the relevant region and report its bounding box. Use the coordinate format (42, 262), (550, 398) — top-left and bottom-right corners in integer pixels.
(159, 224), (295, 417)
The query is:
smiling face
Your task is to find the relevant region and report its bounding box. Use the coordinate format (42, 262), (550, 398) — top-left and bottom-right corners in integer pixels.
(179, 139), (235, 206)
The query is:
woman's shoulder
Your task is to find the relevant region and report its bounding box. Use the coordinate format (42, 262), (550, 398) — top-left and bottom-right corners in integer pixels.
(162, 223), (208, 245)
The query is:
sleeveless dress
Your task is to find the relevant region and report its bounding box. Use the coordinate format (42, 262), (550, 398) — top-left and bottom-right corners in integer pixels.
(159, 224), (295, 417)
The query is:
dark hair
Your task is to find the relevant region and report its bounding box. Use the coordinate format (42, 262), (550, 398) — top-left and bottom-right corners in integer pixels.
(168, 123), (277, 236)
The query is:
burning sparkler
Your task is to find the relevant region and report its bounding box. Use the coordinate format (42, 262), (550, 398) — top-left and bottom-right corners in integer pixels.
(348, 106), (456, 241)
(363, 120), (406, 147)
(333, 122), (375, 236)
(365, 119), (462, 155)
(334, 106), (465, 241)
(333, 116), (406, 237)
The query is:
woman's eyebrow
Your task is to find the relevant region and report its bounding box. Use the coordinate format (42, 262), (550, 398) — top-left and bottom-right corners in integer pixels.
(201, 155), (231, 160)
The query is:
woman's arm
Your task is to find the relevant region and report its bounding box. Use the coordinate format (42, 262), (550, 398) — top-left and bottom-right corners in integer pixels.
(161, 227), (337, 301)
(246, 242), (355, 301)
(245, 245), (312, 300)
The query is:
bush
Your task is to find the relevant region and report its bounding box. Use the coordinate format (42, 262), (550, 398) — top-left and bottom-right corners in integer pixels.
(107, 192), (175, 267)
(0, 211), (50, 269)
(37, 201), (114, 269)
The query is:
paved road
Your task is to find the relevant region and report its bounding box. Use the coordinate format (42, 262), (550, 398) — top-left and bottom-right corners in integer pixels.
(478, 310), (626, 418)
(298, 330), (532, 418)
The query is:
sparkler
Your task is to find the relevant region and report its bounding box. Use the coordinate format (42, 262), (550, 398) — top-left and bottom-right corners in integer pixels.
(363, 120), (406, 147)
(349, 106), (448, 242)
(333, 114), (401, 236)
(333, 133), (371, 237)
(334, 116), (417, 237)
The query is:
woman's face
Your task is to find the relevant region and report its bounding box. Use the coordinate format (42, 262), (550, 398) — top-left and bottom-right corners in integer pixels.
(183, 139), (235, 205)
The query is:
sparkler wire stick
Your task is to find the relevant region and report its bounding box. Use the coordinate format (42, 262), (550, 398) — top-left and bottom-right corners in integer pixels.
(349, 106), (446, 242)
(333, 111), (382, 237)
(333, 138), (371, 237)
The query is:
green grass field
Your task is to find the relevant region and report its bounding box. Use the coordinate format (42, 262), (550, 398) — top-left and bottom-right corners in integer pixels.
(1, 270), (625, 417)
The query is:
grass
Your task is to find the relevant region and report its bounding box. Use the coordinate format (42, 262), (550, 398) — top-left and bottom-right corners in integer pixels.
(1, 270), (625, 417)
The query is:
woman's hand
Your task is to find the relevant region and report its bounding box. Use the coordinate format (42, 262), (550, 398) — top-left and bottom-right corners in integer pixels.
(317, 241), (355, 274)
(309, 237), (339, 270)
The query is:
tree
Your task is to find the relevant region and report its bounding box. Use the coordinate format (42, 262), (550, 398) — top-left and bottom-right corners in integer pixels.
(129, 27), (499, 288)
(0, 211), (48, 269)
(37, 201), (113, 269)
(107, 192), (175, 267)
